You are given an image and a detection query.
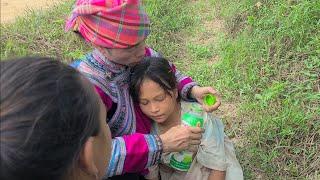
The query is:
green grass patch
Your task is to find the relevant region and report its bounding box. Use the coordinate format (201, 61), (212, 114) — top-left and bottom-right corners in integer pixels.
(1, 0), (319, 179)
(211, 0), (320, 178)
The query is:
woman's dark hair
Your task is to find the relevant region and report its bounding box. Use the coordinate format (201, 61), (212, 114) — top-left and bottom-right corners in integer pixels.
(0, 57), (101, 180)
(129, 57), (179, 103)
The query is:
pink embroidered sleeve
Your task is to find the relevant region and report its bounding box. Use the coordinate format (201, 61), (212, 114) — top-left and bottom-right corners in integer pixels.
(106, 134), (162, 176)
(94, 85), (162, 177)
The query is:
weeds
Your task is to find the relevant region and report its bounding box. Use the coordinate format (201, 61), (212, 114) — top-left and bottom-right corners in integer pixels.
(211, 0), (320, 178)
(1, 0), (319, 179)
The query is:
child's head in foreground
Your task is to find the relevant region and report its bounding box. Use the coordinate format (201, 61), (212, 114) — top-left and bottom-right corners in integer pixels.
(130, 57), (181, 124)
(0, 57), (111, 180)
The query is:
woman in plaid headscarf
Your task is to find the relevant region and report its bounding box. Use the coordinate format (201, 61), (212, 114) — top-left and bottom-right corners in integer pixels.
(66, 0), (221, 179)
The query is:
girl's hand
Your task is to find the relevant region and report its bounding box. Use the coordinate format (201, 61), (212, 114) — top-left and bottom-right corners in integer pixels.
(191, 86), (221, 112)
(159, 126), (203, 153)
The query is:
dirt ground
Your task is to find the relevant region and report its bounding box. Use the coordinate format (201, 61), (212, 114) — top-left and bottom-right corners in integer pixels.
(1, 0), (64, 23)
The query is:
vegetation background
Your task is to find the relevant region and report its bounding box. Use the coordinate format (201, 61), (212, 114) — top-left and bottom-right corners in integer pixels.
(1, 0), (319, 179)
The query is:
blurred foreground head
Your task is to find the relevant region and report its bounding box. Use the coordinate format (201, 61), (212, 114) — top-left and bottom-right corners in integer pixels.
(0, 57), (111, 180)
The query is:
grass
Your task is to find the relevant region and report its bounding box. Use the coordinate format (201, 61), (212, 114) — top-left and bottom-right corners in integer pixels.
(1, 0), (319, 179)
(0, 1), (90, 62)
(210, 0), (320, 178)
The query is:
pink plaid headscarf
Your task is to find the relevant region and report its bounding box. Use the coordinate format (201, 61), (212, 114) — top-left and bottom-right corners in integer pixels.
(65, 0), (150, 48)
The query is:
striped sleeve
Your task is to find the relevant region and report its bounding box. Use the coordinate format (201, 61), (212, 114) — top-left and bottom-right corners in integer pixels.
(106, 137), (127, 177)
(144, 135), (163, 169)
(105, 134), (162, 177)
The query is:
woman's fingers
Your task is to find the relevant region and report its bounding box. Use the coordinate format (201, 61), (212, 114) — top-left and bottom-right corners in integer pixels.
(203, 90), (221, 112)
(207, 87), (218, 95)
(203, 98), (221, 112)
(190, 139), (201, 146)
(188, 126), (204, 133)
(187, 126), (203, 140)
(189, 132), (202, 140)
(160, 126), (204, 152)
(193, 86), (222, 112)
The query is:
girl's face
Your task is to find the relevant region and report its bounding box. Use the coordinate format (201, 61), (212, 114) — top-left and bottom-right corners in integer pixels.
(138, 78), (178, 124)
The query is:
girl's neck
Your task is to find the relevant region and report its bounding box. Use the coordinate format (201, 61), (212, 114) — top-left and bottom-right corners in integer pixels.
(158, 102), (181, 133)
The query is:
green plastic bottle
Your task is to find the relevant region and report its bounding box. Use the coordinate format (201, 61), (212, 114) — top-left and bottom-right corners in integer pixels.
(169, 103), (204, 171)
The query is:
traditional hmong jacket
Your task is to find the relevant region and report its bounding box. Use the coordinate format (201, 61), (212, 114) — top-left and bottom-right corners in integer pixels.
(73, 47), (197, 177)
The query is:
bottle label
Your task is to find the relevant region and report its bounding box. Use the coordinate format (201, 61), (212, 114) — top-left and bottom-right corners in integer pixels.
(169, 151), (193, 171)
(169, 102), (204, 171)
(182, 113), (204, 127)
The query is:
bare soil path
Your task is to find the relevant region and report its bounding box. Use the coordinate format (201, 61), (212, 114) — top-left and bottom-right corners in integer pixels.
(1, 0), (64, 23)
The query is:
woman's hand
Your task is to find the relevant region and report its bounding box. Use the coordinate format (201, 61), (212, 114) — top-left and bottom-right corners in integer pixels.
(190, 86), (221, 112)
(159, 126), (203, 153)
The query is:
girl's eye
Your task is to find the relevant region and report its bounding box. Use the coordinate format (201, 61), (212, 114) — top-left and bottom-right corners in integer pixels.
(155, 95), (166, 102)
(140, 100), (148, 106)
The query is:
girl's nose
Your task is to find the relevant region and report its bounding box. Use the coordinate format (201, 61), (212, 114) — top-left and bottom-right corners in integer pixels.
(150, 103), (160, 113)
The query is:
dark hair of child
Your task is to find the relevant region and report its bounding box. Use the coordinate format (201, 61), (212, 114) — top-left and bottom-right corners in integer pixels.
(0, 57), (101, 180)
(129, 57), (180, 103)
